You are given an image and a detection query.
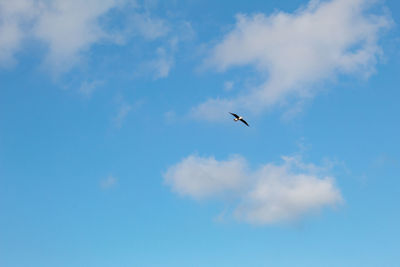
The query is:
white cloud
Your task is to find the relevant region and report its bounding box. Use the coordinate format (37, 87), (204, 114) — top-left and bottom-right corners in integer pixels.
(0, 0), (38, 67)
(0, 0), (192, 77)
(235, 159), (342, 224)
(0, 0), (123, 71)
(100, 175), (118, 189)
(34, 0), (123, 72)
(193, 0), (392, 121)
(164, 154), (342, 224)
(164, 155), (248, 199)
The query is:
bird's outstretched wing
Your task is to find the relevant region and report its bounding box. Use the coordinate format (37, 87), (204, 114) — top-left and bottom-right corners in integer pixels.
(240, 118), (249, 127)
(229, 112), (239, 119)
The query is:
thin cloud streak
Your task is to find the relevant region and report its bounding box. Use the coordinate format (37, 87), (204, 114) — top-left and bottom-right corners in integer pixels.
(114, 103), (132, 128)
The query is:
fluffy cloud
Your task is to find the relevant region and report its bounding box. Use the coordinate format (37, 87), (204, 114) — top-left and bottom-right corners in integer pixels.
(235, 159), (342, 224)
(0, 0), (182, 75)
(34, 0), (123, 72)
(192, 0), (392, 121)
(164, 154), (342, 224)
(0, 0), (38, 67)
(0, 0), (123, 71)
(164, 155), (248, 199)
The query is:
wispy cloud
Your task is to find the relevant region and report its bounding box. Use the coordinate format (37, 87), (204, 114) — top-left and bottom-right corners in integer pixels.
(223, 81), (235, 91)
(114, 103), (132, 128)
(164, 110), (177, 124)
(129, 12), (170, 40)
(137, 21), (195, 79)
(34, 0), (124, 73)
(164, 154), (342, 224)
(100, 175), (118, 189)
(0, 0), (193, 77)
(192, 0), (392, 121)
(79, 80), (104, 98)
(112, 94), (144, 128)
(0, 0), (124, 72)
(146, 45), (175, 79)
(0, 0), (38, 67)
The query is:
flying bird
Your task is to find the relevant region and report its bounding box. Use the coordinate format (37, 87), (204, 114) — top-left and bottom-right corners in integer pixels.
(229, 112), (249, 127)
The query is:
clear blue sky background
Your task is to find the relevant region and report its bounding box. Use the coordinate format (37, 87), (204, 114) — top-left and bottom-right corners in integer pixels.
(1, 0), (399, 266)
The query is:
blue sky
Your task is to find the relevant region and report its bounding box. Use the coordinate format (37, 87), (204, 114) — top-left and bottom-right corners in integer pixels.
(0, 0), (399, 266)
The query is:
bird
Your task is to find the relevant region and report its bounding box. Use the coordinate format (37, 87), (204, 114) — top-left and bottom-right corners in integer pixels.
(229, 112), (249, 127)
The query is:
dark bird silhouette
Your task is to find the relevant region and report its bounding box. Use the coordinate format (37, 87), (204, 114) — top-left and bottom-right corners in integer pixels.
(229, 112), (249, 127)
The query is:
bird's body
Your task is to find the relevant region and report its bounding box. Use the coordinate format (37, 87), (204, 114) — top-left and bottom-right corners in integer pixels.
(229, 112), (249, 127)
